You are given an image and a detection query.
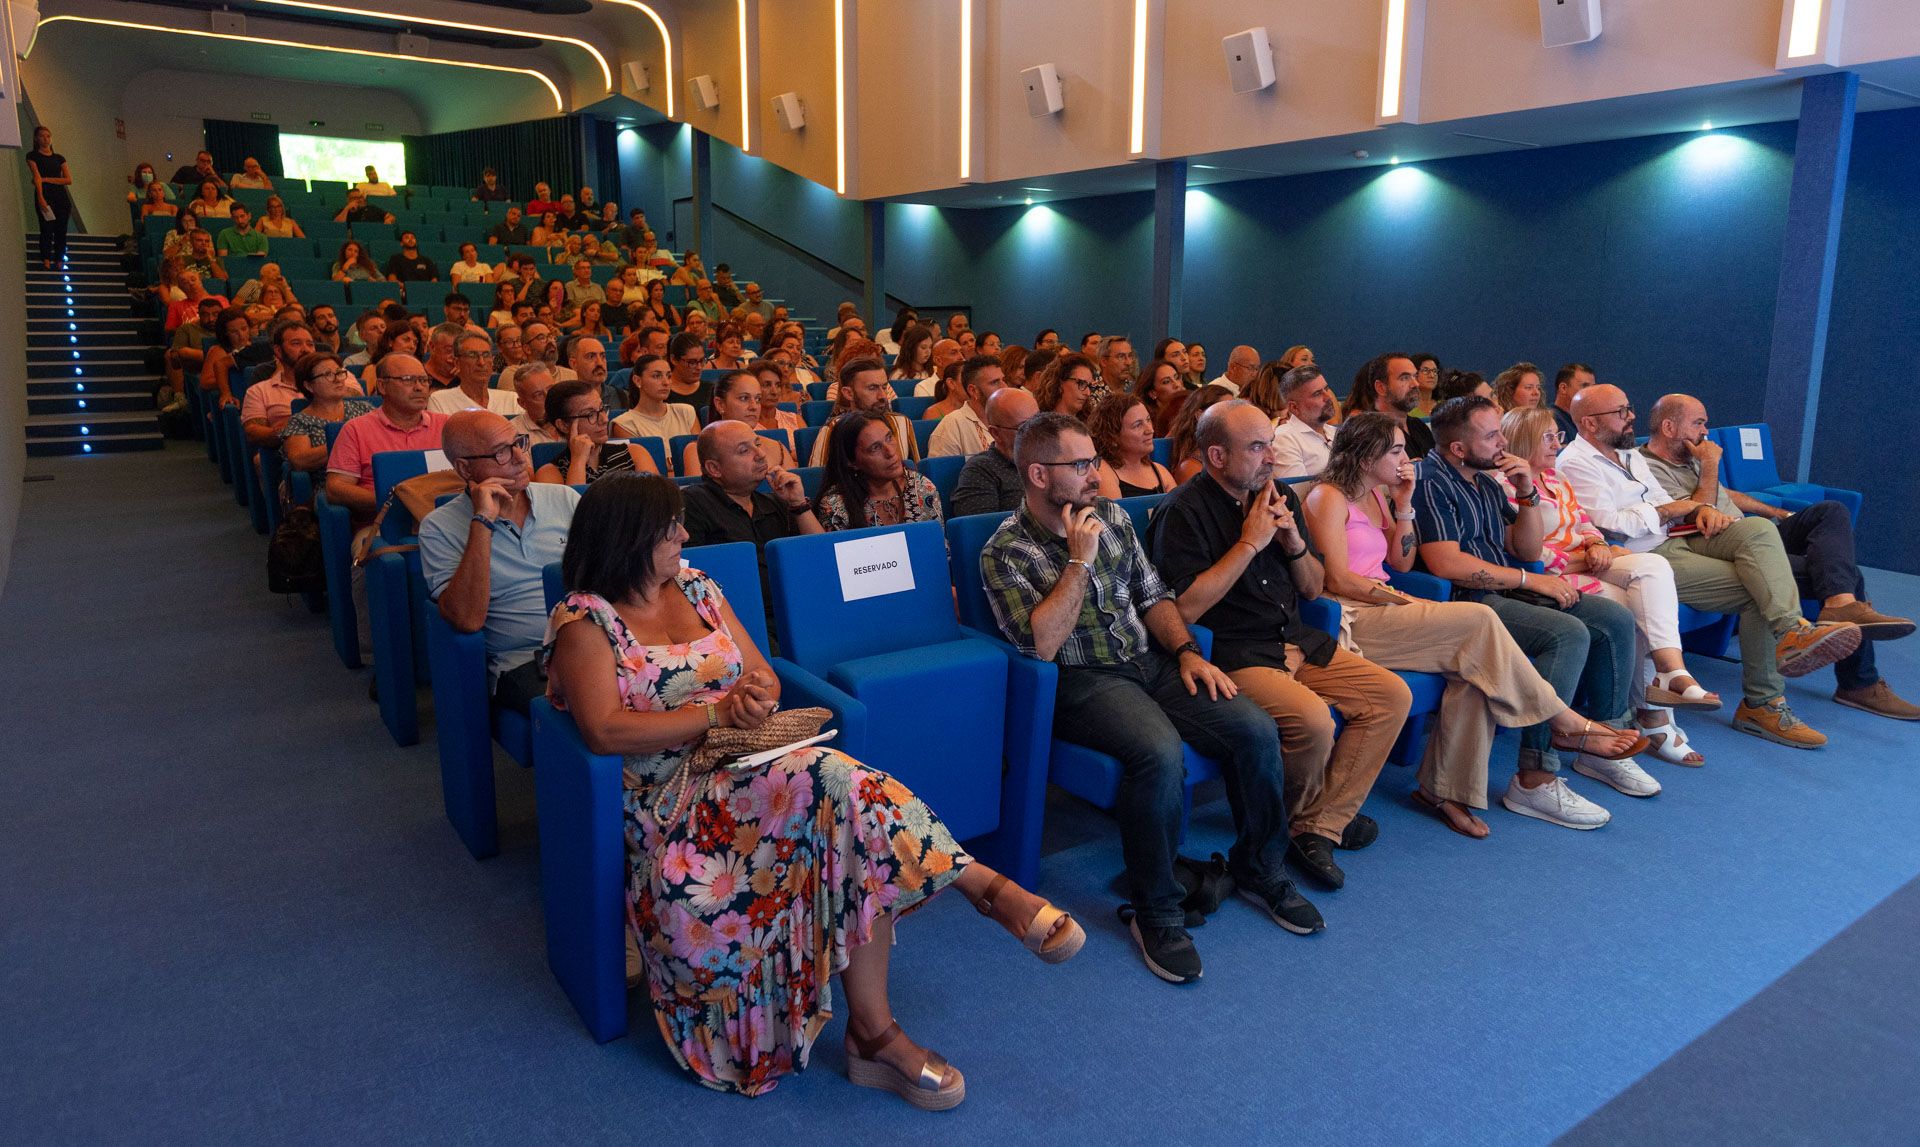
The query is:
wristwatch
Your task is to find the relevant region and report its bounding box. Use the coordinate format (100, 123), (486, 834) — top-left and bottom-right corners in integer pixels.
(1173, 640), (1202, 658)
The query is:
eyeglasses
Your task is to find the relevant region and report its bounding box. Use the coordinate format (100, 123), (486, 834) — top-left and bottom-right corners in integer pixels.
(1590, 405), (1635, 420)
(459, 434), (531, 465)
(1540, 431), (1565, 445)
(456, 350), (493, 361)
(677, 356), (706, 366)
(379, 373), (432, 387)
(560, 407), (608, 422)
(497, 337), (522, 348)
(1037, 457), (1100, 475)
(312, 368), (355, 384)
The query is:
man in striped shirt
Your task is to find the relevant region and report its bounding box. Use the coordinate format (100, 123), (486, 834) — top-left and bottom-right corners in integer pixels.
(981, 412), (1321, 986)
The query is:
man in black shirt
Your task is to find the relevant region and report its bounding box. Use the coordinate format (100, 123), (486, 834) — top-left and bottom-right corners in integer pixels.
(170, 151), (225, 189)
(1148, 400), (1411, 890)
(951, 387), (1037, 517)
(333, 189), (395, 225)
(600, 277), (632, 335)
(682, 421), (824, 624)
(1343, 352), (1436, 459)
(384, 231), (439, 282)
(487, 206), (531, 246)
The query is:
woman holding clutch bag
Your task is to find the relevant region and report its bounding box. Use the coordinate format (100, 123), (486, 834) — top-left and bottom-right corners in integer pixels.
(544, 474), (1082, 1106)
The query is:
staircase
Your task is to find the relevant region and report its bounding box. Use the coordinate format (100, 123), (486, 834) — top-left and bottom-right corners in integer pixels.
(24, 234), (164, 457)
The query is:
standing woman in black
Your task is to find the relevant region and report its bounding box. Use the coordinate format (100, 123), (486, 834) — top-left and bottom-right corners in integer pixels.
(26, 125), (74, 270)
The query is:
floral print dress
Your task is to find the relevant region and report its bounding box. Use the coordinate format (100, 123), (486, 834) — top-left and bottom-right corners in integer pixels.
(542, 570), (970, 1096)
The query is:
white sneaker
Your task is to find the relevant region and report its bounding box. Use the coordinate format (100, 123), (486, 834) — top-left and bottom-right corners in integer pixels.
(1571, 754), (1662, 797)
(1501, 775), (1612, 829)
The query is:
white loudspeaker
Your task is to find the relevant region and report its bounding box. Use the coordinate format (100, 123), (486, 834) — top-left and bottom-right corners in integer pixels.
(771, 92), (805, 132)
(394, 32), (431, 56)
(1021, 63), (1063, 117)
(9, 0), (39, 57)
(209, 9), (246, 36)
(624, 61), (650, 92)
(1222, 27), (1275, 94)
(1539, 0), (1601, 46)
(688, 74), (719, 111)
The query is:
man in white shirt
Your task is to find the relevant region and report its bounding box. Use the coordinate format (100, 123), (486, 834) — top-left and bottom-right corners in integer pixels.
(507, 361), (561, 445)
(813, 357), (920, 466)
(503, 322), (575, 387)
(612, 353), (700, 445)
(912, 339), (964, 398)
(927, 355), (1006, 457)
(1556, 383), (1860, 749)
(1270, 364), (1338, 478)
(428, 333), (522, 417)
(1210, 345), (1260, 396)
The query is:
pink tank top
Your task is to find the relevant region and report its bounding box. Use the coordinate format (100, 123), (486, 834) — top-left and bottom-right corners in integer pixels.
(1343, 490), (1391, 581)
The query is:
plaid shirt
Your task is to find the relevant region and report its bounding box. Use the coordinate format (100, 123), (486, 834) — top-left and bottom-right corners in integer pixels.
(980, 498), (1172, 666)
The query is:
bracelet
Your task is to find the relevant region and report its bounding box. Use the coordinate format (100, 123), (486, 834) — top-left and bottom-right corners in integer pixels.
(1173, 640), (1202, 658)
(1233, 539), (1260, 558)
(1515, 489), (1541, 507)
(473, 515), (501, 532)
(704, 702), (719, 729)
(1393, 509), (1417, 522)
(1518, 570), (1528, 589)
(1065, 557), (1093, 573)
(1280, 544), (1309, 561)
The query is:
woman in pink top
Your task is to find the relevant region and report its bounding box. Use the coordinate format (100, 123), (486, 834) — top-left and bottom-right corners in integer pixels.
(1304, 413), (1644, 838)
(1499, 407), (1718, 764)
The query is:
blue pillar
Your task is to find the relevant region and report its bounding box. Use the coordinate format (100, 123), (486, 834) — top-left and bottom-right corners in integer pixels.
(689, 129), (714, 260)
(1762, 71), (1857, 482)
(863, 201), (886, 330)
(576, 114), (601, 202)
(1150, 160), (1187, 350)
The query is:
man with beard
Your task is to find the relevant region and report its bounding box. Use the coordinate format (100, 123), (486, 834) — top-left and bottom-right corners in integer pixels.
(1344, 353), (1435, 459)
(1557, 385), (1866, 747)
(420, 410), (578, 714)
(1148, 401), (1409, 891)
(1269, 364), (1339, 477)
(1412, 395), (1651, 827)
(982, 412), (1318, 986)
(308, 304), (342, 354)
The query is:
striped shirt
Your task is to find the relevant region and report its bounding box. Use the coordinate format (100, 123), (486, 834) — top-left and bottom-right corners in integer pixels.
(981, 498), (1172, 666)
(1412, 455), (1520, 583)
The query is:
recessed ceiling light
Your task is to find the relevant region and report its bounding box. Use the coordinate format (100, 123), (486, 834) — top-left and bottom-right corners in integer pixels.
(1700, 119), (1714, 131)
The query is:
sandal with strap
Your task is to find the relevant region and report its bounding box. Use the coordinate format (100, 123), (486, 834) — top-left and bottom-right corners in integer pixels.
(1646, 669), (1722, 711)
(1550, 719), (1651, 761)
(976, 873), (1086, 965)
(1411, 789), (1490, 839)
(1639, 713), (1705, 766)
(845, 1020), (965, 1111)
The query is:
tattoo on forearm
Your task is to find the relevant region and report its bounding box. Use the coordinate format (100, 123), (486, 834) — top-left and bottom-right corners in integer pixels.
(1399, 533), (1414, 557)
(1466, 569), (1497, 589)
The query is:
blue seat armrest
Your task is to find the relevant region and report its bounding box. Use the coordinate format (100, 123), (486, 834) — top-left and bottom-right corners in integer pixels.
(315, 491), (361, 668)
(769, 656), (869, 760)
(1298, 595), (1341, 636)
(1388, 569), (1451, 601)
(368, 549), (420, 745)
(959, 626), (1056, 888)
(426, 609), (499, 859)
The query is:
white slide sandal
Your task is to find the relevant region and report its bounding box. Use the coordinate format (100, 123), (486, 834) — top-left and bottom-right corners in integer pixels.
(1646, 668), (1722, 711)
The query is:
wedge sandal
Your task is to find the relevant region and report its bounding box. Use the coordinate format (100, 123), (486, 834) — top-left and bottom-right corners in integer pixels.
(845, 1020), (965, 1111)
(976, 873), (1085, 965)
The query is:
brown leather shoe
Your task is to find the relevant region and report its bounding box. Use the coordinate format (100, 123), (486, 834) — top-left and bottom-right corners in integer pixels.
(1817, 601), (1917, 642)
(1833, 681), (1920, 721)
(1732, 699), (1828, 748)
(1775, 621), (1861, 678)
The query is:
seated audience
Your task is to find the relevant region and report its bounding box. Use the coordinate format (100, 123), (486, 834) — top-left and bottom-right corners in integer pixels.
(982, 412), (1321, 984)
(928, 355), (1006, 458)
(488, 207), (532, 247)
(1029, 352), (1096, 419)
(1089, 392), (1175, 499)
(565, 259), (605, 308)
(910, 339), (965, 398)
(1639, 393), (1913, 721)
(810, 357), (921, 466)
(164, 268), (227, 333)
(753, 360), (807, 444)
(428, 333), (522, 417)
(1148, 400), (1410, 887)
(545, 471), (1076, 1103)
(162, 211), (203, 261)
(356, 165), (396, 197)
(923, 362), (967, 422)
(710, 323), (750, 371)
(1492, 362), (1546, 413)
(486, 283), (519, 329)
(187, 180), (234, 220)
(328, 354), (445, 522)
(241, 320), (319, 446)
(343, 311), (384, 369)
(281, 351), (374, 474)
(815, 410), (943, 532)
(536, 378), (661, 484)
(1000, 345), (1030, 392)
(255, 196), (304, 239)
(385, 232), (439, 283)
(232, 262), (296, 313)
(680, 371), (796, 474)
(333, 189), (394, 225)
(1183, 342), (1208, 388)
(1208, 345), (1260, 397)
(1499, 405), (1721, 766)
(1269, 365), (1339, 478)
(1557, 385), (1864, 748)
(129, 162), (174, 203)
(506, 361), (561, 447)
(1550, 363), (1595, 443)
(1278, 345), (1315, 371)
(331, 240), (381, 283)
(308, 304), (342, 354)
(1343, 353), (1435, 459)
(1410, 353), (1443, 418)
(229, 157), (273, 190)
(951, 387), (1039, 517)
(683, 420), (824, 605)
(1433, 369), (1492, 405)
(214, 204), (268, 260)
(1239, 361), (1288, 424)
(450, 243), (494, 285)
(1133, 356), (1187, 438)
(1412, 395), (1655, 825)
(180, 230), (226, 287)
(422, 322), (465, 390)
(612, 353), (700, 445)
(420, 410), (579, 714)
(1165, 384), (1236, 484)
(138, 181), (177, 220)
(193, 303), (249, 408)
(662, 331), (715, 420)
(359, 324), (421, 393)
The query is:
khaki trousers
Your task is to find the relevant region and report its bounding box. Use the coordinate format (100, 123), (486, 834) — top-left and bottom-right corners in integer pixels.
(1341, 597), (1565, 809)
(1228, 647), (1411, 842)
(1656, 517), (1803, 704)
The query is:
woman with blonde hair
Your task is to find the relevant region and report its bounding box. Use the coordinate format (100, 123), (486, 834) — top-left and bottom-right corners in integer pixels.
(1499, 406), (1718, 764)
(1492, 362), (1545, 412)
(255, 195), (304, 239)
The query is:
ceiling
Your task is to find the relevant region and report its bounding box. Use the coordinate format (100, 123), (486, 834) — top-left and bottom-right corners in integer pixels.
(899, 59), (1920, 210)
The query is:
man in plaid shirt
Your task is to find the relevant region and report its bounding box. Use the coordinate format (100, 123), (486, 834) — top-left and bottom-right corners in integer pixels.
(981, 413), (1323, 985)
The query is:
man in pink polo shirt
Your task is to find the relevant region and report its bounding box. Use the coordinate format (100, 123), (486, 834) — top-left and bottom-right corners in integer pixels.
(240, 320), (317, 447)
(326, 353), (446, 528)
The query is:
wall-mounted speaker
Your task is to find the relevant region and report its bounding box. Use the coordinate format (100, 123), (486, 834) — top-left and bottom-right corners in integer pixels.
(623, 61), (650, 92)
(1021, 63), (1063, 117)
(688, 74), (719, 111)
(1222, 27), (1275, 93)
(771, 92), (805, 132)
(8, 0), (39, 58)
(1539, 0), (1601, 46)
(394, 32), (431, 56)
(209, 10), (246, 36)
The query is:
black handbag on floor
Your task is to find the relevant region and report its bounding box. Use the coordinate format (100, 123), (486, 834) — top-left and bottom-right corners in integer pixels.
(268, 505), (325, 595)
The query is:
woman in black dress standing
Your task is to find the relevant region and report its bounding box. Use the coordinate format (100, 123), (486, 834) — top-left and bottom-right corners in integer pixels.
(26, 126), (74, 270)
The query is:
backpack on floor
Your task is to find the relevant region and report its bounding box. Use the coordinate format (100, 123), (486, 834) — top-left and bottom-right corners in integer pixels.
(268, 505), (326, 595)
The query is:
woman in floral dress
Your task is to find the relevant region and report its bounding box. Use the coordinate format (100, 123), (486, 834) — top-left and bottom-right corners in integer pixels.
(544, 474), (1081, 1108)
(813, 410), (943, 533)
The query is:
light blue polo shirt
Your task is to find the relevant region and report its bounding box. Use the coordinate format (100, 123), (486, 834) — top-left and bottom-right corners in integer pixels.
(419, 482), (579, 685)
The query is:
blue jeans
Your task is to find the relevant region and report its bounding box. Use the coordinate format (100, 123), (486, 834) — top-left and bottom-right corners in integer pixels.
(1054, 650), (1290, 930)
(1480, 592), (1637, 772)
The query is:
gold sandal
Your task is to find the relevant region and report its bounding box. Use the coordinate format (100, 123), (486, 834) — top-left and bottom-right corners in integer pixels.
(976, 873), (1085, 964)
(845, 1020), (965, 1111)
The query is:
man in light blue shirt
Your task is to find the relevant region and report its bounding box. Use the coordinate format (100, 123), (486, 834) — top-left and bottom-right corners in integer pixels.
(420, 410), (578, 712)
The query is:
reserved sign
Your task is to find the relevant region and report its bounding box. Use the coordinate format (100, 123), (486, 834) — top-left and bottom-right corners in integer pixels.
(834, 531), (916, 602)
(1738, 427), (1763, 460)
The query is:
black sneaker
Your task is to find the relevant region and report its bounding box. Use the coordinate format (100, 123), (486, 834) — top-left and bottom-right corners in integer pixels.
(1286, 834), (1346, 890)
(1337, 814), (1379, 851)
(1240, 880), (1326, 935)
(1127, 918), (1203, 984)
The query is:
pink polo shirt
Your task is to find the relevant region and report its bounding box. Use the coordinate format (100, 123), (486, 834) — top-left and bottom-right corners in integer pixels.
(327, 406), (446, 492)
(240, 377), (302, 427)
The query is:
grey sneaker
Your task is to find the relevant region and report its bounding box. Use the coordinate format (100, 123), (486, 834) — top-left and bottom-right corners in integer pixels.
(1571, 754), (1662, 797)
(1501, 775), (1611, 829)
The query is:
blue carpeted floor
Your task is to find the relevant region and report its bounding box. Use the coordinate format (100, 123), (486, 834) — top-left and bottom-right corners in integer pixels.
(3, 445), (1917, 1144)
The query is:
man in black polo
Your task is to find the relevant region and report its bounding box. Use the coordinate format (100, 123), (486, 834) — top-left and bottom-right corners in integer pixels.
(682, 421), (824, 614)
(1148, 400), (1410, 890)
(1343, 352), (1436, 459)
(487, 206), (531, 247)
(384, 231), (439, 283)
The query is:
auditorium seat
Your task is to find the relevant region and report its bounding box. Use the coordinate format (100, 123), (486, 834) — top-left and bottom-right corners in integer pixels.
(1708, 423), (1862, 525)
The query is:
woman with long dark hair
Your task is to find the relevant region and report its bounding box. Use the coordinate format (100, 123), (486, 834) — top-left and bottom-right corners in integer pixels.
(26, 126), (74, 269)
(813, 409), (942, 532)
